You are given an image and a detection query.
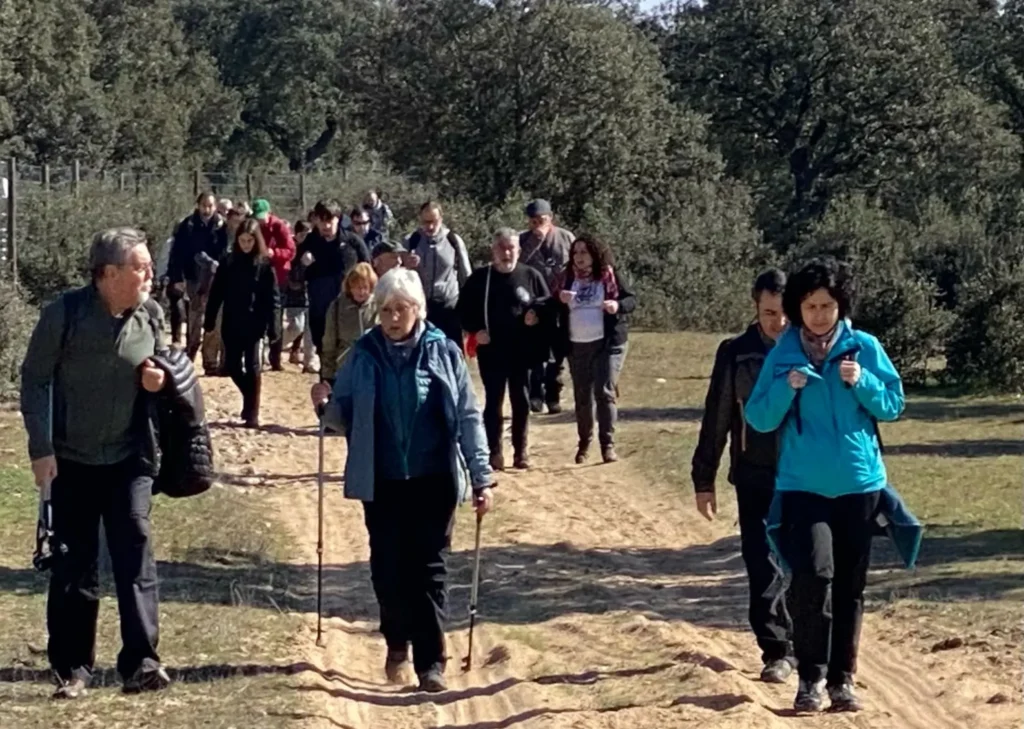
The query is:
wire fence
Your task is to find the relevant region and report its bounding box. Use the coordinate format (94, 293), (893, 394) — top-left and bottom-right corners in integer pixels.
(0, 156), (527, 306)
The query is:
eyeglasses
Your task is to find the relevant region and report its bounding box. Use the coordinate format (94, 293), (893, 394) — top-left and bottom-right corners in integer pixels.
(380, 301), (416, 319)
(352, 219), (370, 226)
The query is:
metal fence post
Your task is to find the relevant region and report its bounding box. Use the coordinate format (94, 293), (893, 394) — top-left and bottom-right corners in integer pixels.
(246, 173), (253, 202)
(6, 157), (17, 285)
(43, 164), (50, 193)
(72, 160), (81, 198)
(193, 169), (201, 198)
(299, 172), (307, 214)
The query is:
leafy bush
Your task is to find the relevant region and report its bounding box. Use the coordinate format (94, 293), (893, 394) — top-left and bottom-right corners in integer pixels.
(581, 179), (772, 333)
(0, 280), (39, 399)
(792, 196), (952, 382)
(946, 264), (1024, 393)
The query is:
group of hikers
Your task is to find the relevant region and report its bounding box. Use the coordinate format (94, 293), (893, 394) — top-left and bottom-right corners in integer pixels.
(18, 189), (918, 715)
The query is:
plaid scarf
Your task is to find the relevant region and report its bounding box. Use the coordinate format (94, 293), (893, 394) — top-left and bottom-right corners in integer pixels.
(567, 265), (619, 300)
(800, 323), (840, 367)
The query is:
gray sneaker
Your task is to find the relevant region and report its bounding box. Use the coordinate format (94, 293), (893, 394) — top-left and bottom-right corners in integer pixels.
(384, 648), (409, 684)
(794, 678), (827, 713)
(760, 658), (794, 684)
(52, 677), (88, 700)
(418, 667), (447, 693)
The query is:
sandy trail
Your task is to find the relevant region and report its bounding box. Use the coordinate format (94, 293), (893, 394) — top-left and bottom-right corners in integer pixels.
(202, 368), (1017, 729)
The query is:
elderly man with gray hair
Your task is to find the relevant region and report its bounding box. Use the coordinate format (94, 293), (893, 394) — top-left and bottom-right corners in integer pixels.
(20, 228), (171, 699)
(458, 228), (551, 470)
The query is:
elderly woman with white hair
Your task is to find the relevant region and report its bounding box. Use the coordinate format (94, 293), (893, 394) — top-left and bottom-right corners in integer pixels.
(310, 267), (494, 693)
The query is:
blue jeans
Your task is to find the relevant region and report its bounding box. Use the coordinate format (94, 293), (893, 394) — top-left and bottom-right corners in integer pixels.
(568, 340), (628, 447)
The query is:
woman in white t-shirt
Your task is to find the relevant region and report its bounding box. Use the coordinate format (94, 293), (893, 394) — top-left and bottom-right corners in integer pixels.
(554, 235), (637, 465)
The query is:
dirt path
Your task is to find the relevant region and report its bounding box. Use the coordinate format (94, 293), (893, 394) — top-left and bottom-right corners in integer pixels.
(204, 369), (1017, 729)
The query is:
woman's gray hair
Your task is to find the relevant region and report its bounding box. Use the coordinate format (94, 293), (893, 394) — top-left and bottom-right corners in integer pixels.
(89, 227), (148, 281)
(493, 227), (520, 246)
(375, 267), (427, 321)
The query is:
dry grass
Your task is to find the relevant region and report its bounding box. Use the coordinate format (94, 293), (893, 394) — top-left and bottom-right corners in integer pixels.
(0, 417), (315, 729)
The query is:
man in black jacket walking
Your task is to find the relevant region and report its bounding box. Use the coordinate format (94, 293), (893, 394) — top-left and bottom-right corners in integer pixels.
(297, 200), (370, 358)
(168, 192), (228, 372)
(459, 229), (550, 471)
(691, 268), (795, 684)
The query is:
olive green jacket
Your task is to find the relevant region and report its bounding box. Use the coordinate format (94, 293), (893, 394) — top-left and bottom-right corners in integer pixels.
(20, 285), (165, 465)
(321, 294), (377, 382)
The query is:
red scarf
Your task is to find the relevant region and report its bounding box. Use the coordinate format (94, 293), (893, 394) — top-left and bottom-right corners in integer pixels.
(564, 265), (619, 300)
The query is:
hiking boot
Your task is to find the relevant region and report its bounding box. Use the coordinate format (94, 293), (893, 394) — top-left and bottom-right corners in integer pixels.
(122, 665), (171, 694)
(574, 442), (590, 465)
(489, 452), (505, 472)
(546, 402), (562, 415)
(244, 374), (262, 428)
(601, 445), (619, 463)
(793, 678), (827, 713)
(384, 648), (409, 684)
(513, 453), (530, 470)
(529, 398), (544, 414)
(760, 658), (794, 684)
(418, 667), (447, 693)
(827, 681), (863, 713)
(52, 674), (88, 700)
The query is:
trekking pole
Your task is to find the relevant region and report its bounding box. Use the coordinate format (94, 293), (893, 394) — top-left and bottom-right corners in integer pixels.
(315, 412), (326, 648)
(462, 510), (484, 671)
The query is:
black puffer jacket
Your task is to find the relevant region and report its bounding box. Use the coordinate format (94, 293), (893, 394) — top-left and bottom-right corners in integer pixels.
(691, 324), (779, 494)
(145, 348), (214, 498)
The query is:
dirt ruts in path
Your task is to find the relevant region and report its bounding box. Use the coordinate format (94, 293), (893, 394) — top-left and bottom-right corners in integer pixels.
(203, 369), (1007, 729)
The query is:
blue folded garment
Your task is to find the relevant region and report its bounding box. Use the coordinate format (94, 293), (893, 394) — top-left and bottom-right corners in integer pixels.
(763, 483), (923, 604)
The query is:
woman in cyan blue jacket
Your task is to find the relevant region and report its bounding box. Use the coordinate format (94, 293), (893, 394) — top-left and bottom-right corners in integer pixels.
(745, 257), (904, 715)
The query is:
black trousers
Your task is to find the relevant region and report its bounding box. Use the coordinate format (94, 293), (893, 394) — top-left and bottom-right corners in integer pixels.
(48, 457), (160, 681)
(478, 347), (530, 457)
(223, 336), (260, 416)
(529, 350), (565, 407)
(362, 474), (457, 675)
(167, 286), (186, 343)
(426, 301), (463, 352)
(736, 484), (793, 664)
(782, 489), (880, 685)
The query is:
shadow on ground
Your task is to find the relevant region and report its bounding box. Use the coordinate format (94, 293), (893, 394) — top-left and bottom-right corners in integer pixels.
(3, 528), (1019, 628)
(884, 439), (1023, 458)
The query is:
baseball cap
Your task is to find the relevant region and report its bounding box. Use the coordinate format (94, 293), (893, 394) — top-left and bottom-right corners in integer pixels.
(525, 199), (552, 218)
(252, 199), (271, 220)
(371, 240), (407, 259)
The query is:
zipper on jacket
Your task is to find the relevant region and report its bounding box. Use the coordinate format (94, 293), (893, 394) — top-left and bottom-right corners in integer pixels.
(737, 398), (747, 452)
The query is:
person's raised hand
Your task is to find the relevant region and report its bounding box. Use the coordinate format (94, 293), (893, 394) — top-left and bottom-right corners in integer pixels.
(31, 456), (57, 492)
(839, 360), (861, 387)
(404, 252), (421, 269)
(602, 300), (620, 315)
(788, 370), (808, 390)
(476, 330), (491, 346)
(300, 251), (314, 266)
(474, 487), (494, 517)
(524, 310), (539, 327)
(559, 290), (575, 305)
(695, 492), (717, 521)
(140, 359), (166, 393)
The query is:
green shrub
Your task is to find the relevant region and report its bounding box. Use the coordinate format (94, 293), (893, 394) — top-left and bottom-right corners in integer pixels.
(945, 265), (1024, 393)
(0, 280), (39, 399)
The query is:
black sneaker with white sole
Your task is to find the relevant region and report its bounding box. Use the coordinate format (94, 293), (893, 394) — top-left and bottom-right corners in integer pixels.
(122, 665), (171, 694)
(793, 678), (827, 713)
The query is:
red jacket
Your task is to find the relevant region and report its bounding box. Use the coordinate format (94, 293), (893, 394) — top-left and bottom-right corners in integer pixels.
(259, 214), (296, 287)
